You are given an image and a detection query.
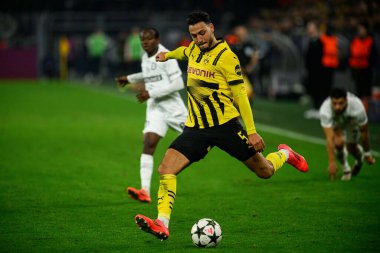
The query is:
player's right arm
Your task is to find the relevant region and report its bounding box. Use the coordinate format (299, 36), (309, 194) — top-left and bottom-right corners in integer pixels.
(353, 98), (376, 165)
(322, 127), (338, 180)
(319, 101), (337, 179)
(156, 42), (194, 62)
(115, 72), (144, 88)
(221, 50), (264, 152)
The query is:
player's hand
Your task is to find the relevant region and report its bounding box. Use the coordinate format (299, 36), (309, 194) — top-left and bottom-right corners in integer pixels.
(156, 52), (167, 62)
(115, 76), (129, 87)
(248, 133), (265, 153)
(327, 163), (338, 180)
(136, 89), (150, 103)
(364, 155), (376, 165)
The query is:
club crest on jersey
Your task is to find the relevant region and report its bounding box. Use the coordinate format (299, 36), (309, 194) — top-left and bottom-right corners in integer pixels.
(203, 57), (210, 65)
(151, 62), (157, 70)
(235, 65), (242, 76)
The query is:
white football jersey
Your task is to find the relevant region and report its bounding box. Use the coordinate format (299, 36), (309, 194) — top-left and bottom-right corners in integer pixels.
(127, 44), (187, 136)
(319, 92), (367, 129)
(141, 44), (183, 99)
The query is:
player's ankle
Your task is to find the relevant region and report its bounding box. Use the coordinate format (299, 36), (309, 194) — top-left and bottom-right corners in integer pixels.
(158, 216), (170, 228)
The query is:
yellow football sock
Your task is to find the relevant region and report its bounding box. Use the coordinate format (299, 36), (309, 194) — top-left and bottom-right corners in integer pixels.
(157, 174), (177, 220)
(266, 151), (286, 172)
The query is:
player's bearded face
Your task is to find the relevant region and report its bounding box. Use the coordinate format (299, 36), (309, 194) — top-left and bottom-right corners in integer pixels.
(189, 22), (214, 51)
(331, 97), (347, 115)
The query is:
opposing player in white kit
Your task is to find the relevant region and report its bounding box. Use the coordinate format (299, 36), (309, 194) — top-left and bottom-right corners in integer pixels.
(116, 28), (187, 202)
(319, 87), (376, 181)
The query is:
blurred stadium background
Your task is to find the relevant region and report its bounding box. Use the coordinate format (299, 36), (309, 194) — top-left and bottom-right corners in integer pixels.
(1, 0), (380, 100)
(1, 1), (380, 252)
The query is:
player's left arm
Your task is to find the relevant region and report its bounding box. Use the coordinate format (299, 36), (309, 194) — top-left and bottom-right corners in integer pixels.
(149, 75), (184, 99)
(148, 61), (184, 99)
(230, 84), (265, 152)
(358, 123), (376, 165)
(115, 72), (144, 87)
(222, 52), (265, 152)
(356, 100), (376, 165)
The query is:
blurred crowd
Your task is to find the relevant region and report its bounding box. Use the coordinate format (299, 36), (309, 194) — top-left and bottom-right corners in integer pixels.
(1, 0), (379, 120)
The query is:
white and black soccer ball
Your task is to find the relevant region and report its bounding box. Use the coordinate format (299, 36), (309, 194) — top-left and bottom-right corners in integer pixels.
(191, 218), (222, 247)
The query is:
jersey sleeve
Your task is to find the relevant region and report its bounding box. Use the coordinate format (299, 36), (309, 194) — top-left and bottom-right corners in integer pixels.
(230, 84), (256, 134)
(127, 72), (144, 83)
(219, 51), (244, 86)
(165, 42), (196, 61)
(148, 76), (184, 99)
(353, 98), (368, 126)
(320, 113), (333, 128)
(148, 60), (184, 99)
(221, 51), (255, 134)
(319, 101), (333, 128)
(356, 112), (368, 126)
(166, 59), (182, 82)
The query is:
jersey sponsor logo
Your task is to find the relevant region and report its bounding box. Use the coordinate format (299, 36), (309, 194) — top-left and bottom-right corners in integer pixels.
(187, 66), (215, 78)
(235, 65), (242, 76)
(144, 75), (163, 82)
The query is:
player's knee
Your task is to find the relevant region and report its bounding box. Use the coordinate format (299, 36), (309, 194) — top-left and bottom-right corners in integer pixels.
(157, 164), (166, 175)
(143, 140), (158, 154)
(158, 163), (176, 175)
(255, 167), (274, 179)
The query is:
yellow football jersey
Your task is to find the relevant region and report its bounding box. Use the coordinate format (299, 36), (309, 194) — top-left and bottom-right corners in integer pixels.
(167, 40), (244, 129)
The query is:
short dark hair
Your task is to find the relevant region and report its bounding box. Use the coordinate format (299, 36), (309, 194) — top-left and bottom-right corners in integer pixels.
(142, 27), (160, 39)
(330, 87), (347, 99)
(187, 11), (211, 26)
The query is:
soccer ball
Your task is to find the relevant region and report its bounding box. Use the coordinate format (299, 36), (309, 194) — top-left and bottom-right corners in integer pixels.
(191, 218), (222, 247)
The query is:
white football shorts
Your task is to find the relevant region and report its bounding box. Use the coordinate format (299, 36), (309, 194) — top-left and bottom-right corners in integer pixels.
(336, 126), (360, 144)
(143, 102), (187, 137)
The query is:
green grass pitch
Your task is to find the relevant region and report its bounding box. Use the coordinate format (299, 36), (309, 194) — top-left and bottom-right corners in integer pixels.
(1, 81), (379, 253)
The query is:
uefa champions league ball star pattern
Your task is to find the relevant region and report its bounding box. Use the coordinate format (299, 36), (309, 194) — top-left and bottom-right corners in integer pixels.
(191, 218), (222, 247)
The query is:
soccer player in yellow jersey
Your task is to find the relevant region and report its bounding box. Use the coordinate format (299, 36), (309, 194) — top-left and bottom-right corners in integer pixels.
(134, 11), (309, 240)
